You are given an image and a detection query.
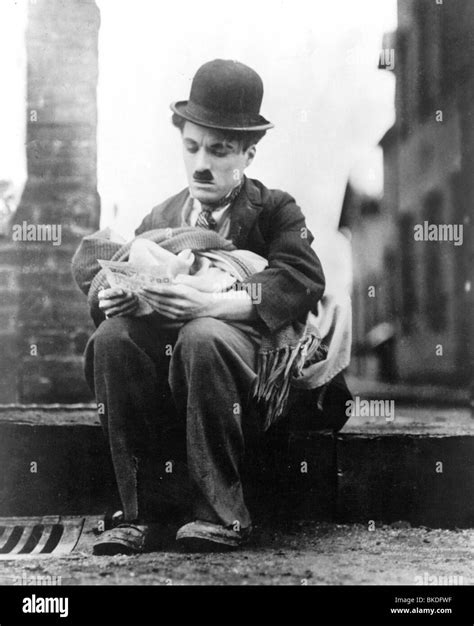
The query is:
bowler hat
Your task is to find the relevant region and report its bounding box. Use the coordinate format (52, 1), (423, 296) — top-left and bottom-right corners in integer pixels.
(171, 59), (274, 131)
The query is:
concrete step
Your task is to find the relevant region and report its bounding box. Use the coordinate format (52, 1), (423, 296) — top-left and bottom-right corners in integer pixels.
(347, 375), (471, 406)
(0, 405), (473, 528)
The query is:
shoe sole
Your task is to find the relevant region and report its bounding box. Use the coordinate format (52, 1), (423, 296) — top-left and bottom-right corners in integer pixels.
(176, 537), (238, 553)
(93, 542), (143, 556)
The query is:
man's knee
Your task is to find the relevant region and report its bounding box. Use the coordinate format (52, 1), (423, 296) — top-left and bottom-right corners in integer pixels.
(175, 317), (225, 357)
(86, 316), (135, 356)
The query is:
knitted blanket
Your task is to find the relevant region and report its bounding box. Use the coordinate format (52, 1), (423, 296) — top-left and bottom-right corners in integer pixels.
(72, 226), (327, 430)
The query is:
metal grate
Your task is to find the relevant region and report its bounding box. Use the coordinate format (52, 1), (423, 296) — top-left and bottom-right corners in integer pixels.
(0, 516), (85, 559)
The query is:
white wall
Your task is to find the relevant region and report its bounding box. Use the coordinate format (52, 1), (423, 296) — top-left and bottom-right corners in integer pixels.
(0, 0), (27, 205)
(97, 0), (396, 240)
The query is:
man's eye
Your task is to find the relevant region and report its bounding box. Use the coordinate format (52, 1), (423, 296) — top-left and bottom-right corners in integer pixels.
(185, 146), (198, 154)
(211, 150), (227, 157)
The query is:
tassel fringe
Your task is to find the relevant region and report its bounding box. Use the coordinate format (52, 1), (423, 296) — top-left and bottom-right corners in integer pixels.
(254, 334), (323, 431)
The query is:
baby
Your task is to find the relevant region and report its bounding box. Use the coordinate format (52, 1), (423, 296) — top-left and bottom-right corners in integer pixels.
(100, 235), (267, 316)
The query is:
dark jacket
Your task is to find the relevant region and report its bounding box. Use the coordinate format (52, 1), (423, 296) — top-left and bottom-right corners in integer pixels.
(135, 176), (326, 334)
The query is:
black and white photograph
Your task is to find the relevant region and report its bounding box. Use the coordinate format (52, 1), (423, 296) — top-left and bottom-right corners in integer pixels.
(0, 0), (472, 624)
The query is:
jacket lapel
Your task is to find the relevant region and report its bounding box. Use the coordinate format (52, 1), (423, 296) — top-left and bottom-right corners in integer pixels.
(227, 177), (264, 248)
(152, 188), (189, 229)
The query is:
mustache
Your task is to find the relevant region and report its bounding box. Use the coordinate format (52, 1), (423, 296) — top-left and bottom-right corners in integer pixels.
(193, 170), (214, 182)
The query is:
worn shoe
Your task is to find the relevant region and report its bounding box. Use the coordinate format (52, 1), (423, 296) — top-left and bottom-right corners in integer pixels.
(176, 520), (252, 552)
(92, 523), (149, 556)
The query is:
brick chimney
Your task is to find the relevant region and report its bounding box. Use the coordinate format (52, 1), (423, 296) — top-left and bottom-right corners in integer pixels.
(0, 0), (101, 403)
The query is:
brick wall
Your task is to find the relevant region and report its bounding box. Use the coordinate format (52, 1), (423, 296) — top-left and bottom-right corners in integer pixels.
(0, 0), (101, 403)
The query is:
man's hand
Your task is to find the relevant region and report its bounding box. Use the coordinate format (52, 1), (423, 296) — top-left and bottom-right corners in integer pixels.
(138, 283), (213, 321)
(139, 282), (258, 322)
(98, 287), (139, 318)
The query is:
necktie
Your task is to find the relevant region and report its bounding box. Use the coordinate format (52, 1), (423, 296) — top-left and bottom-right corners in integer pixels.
(195, 207), (217, 230)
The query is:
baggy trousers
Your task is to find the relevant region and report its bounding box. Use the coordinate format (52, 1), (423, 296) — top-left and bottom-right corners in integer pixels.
(84, 313), (262, 530)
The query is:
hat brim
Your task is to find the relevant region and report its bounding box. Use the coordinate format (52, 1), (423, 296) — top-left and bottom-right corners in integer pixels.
(170, 100), (274, 132)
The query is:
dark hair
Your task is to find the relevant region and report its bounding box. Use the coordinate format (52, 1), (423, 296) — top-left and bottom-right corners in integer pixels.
(171, 113), (266, 151)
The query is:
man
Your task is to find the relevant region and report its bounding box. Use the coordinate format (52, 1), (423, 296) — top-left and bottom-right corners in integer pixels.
(81, 59), (329, 554)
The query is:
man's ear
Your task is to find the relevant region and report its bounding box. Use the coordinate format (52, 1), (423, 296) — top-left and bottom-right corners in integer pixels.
(244, 145), (256, 167)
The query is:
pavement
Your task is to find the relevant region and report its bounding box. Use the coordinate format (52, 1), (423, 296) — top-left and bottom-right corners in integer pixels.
(0, 521), (472, 586)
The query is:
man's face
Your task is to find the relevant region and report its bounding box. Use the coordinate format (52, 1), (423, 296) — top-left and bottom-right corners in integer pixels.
(181, 121), (255, 203)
